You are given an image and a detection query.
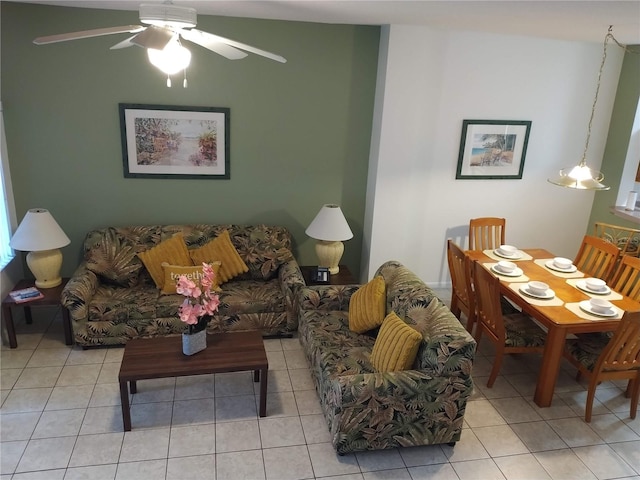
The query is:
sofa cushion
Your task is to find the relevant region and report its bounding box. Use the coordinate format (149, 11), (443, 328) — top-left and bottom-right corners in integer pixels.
(348, 276), (386, 334)
(189, 230), (249, 284)
(138, 234), (192, 289)
(160, 262), (222, 295)
(370, 312), (422, 371)
(84, 227), (143, 287)
(156, 277), (286, 319)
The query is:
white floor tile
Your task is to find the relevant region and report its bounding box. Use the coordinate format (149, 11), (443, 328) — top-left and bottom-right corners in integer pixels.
(16, 436), (76, 473)
(494, 453), (551, 480)
(166, 455), (215, 480)
(306, 442), (359, 477)
(263, 445), (315, 480)
(64, 464), (118, 480)
(168, 424), (215, 457)
(451, 458), (505, 480)
(216, 419), (262, 452)
(119, 428), (170, 462)
(114, 459), (167, 480)
(68, 432), (124, 467)
(573, 444), (637, 480)
(216, 450), (266, 480)
(534, 449), (598, 480)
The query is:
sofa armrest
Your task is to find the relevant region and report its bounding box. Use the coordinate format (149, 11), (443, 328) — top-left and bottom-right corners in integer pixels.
(326, 368), (473, 453)
(278, 257), (306, 331)
(298, 284), (360, 312)
(61, 262), (99, 322)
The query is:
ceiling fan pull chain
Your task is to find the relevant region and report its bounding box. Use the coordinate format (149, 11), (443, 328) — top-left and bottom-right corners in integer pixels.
(183, 69), (188, 88)
(166, 74), (171, 87)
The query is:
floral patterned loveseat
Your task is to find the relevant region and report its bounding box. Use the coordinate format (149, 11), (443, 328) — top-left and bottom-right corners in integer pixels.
(298, 260), (476, 454)
(62, 224), (305, 347)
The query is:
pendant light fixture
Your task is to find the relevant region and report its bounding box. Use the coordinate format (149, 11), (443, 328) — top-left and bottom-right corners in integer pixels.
(548, 26), (618, 191)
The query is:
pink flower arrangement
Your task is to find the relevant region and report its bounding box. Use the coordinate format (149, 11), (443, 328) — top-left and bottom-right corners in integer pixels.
(177, 263), (220, 334)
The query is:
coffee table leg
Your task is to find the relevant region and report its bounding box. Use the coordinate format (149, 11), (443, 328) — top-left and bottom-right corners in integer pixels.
(259, 368), (268, 417)
(130, 380), (137, 394)
(119, 380), (132, 431)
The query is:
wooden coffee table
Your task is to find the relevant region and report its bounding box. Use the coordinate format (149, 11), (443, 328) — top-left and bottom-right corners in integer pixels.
(118, 331), (268, 431)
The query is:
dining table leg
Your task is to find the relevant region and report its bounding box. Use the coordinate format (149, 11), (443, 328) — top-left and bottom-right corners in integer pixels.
(534, 326), (568, 407)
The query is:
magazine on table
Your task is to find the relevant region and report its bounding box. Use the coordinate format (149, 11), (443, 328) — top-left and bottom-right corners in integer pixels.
(9, 287), (44, 303)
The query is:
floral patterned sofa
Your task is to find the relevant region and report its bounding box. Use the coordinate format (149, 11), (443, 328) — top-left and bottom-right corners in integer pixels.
(62, 224), (305, 347)
(298, 260), (476, 454)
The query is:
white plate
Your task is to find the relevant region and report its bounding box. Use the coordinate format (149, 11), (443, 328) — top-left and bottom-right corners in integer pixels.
(576, 280), (611, 295)
(491, 265), (524, 277)
(519, 286), (555, 300)
(494, 249), (523, 260)
(579, 300), (617, 317)
(545, 260), (578, 273)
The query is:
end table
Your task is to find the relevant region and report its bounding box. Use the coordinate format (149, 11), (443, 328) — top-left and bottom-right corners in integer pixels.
(300, 265), (357, 286)
(1, 278), (73, 348)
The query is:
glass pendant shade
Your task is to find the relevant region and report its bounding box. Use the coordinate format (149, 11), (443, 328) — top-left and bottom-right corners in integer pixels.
(147, 39), (191, 75)
(548, 162), (609, 190)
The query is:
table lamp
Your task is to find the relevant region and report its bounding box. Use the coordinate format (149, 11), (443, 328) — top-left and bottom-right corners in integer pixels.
(305, 204), (353, 274)
(9, 208), (70, 288)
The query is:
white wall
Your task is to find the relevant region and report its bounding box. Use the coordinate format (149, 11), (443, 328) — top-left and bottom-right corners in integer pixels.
(363, 25), (623, 286)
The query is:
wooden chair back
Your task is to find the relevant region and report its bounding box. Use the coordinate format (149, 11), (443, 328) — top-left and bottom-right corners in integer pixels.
(574, 235), (620, 281)
(447, 240), (475, 331)
(594, 222), (640, 257)
(610, 255), (640, 301)
(469, 217), (506, 251)
(472, 260), (505, 343)
(595, 310), (640, 375)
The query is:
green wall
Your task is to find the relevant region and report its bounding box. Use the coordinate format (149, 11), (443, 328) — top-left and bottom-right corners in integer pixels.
(588, 47), (640, 231)
(1, 2), (379, 277)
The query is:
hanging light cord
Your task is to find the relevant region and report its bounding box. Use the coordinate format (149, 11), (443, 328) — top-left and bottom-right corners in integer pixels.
(580, 26), (612, 168)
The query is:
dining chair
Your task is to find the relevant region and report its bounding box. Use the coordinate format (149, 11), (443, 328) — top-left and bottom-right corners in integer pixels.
(447, 240), (476, 332)
(563, 310), (640, 422)
(468, 217), (506, 251)
(472, 260), (546, 387)
(610, 255), (640, 301)
(594, 222), (640, 257)
(573, 234), (621, 282)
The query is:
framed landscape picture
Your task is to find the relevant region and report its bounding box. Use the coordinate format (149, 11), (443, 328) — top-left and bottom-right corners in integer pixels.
(456, 120), (532, 180)
(120, 103), (230, 179)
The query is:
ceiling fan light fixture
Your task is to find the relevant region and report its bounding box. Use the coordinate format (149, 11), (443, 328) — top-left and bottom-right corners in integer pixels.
(147, 38), (191, 75)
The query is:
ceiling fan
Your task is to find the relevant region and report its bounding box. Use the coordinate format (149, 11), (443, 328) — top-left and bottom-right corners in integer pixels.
(33, 2), (286, 86)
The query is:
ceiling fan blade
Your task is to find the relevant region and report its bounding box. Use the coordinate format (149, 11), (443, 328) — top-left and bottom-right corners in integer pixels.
(180, 29), (247, 60)
(110, 35), (139, 50)
(187, 29), (286, 63)
(129, 25), (174, 50)
(34, 25), (144, 45)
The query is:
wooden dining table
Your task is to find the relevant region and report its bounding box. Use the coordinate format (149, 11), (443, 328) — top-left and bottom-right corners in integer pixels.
(466, 248), (640, 408)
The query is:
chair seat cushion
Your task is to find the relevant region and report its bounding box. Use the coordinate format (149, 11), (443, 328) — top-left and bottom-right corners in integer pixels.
(504, 313), (546, 347)
(566, 334), (610, 371)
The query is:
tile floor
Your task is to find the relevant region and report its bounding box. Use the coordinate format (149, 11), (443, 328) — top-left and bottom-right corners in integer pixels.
(0, 288), (639, 480)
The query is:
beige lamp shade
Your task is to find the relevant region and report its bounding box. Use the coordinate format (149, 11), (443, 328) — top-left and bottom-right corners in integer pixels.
(10, 208), (70, 288)
(305, 204), (353, 274)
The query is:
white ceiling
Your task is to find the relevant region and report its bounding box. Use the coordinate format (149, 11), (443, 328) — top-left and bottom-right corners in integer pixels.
(7, 0), (640, 44)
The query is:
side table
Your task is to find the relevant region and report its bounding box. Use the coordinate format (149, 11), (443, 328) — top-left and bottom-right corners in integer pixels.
(1, 278), (73, 348)
(300, 265), (358, 286)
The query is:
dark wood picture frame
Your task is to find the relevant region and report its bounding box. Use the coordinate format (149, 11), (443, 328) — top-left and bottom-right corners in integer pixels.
(456, 119), (532, 180)
(120, 103), (230, 179)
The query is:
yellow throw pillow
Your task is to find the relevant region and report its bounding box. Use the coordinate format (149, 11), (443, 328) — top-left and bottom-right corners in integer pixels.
(370, 312), (422, 372)
(160, 262), (222, 295)
(349, 276), (386, 333)
(137, 234), (192, 289)
(189, 230), (249, 284)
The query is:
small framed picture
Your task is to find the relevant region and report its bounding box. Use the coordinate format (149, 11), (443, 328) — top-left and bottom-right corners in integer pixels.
(456, 120), (532, 180)
(119, 103), (230, 179)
